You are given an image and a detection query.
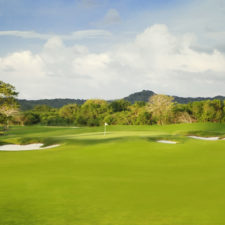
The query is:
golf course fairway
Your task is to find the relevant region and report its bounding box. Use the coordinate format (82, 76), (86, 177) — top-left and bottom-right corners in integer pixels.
(0, 123), (225, 225)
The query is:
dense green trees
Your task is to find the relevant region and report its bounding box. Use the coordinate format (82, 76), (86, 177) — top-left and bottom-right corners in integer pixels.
(22, 112), (40, 125)
(59, 104), (79, 123)
(21, 104), (67, 126)
(0, 81), (19, 129)
(19, 95), (225, 126)
(1, 80), (224, 128)
(109, 99), (131, 112)
(1, 84), (224, 127)
(187, 100), (225, 123)
(18, 97), (225, 126)
(79, 100), (109, 126)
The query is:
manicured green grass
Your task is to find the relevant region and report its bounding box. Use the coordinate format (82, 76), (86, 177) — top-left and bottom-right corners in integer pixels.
(0, 123), (225, 225)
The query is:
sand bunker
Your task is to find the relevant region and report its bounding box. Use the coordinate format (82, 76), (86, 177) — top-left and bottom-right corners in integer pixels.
(188, 136), (219, 141)
(157, 140), (177, 144)
(0, 143), (60, 151)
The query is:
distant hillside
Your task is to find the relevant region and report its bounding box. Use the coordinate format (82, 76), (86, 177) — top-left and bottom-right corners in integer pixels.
(173, 95), (225, 104)
(18, 99), (86, 110)
(124, 90), (225, 104)
(18, 90), (225, 110)
(124, 90), (155, 103)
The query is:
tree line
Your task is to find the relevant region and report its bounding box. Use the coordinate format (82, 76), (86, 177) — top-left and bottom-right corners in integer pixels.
(18, 90), (225, 110)
(1, 80), (225, 129)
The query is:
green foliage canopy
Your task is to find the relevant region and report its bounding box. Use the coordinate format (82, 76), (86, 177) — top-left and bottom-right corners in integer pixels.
(0, 81), (19, 129)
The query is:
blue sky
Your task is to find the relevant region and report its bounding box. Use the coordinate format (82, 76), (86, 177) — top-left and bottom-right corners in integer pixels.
(0, 0), (181, 34)
(0, 0), (181, 53)
(0, 0), (179, 29)
(0, 0), (225, 99)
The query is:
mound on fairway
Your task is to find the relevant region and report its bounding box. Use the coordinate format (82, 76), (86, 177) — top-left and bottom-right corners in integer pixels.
(0, 123), (225, 225)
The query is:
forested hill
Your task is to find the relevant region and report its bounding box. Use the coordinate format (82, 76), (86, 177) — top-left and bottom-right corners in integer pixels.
(173, 95), (225, 104)
(124, 90), (225, 104)
(18, 90), (225, 110)
(124, 90), (155, 103)
(18, 99), (86, 110)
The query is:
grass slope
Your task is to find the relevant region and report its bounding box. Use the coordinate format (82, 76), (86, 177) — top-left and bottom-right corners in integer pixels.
(0, 123), (225, 225)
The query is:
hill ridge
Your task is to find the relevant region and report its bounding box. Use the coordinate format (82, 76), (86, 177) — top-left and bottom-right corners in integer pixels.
(18, 90), (225, 110)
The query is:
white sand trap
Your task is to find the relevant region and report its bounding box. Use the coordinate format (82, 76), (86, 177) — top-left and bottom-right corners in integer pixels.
(157, 140), (177, 144)
(188, 136), (219, 141)
(0, 143), (60, 151)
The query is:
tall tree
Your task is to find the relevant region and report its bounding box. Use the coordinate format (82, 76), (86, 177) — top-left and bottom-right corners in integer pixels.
(148, 94), (174, 125)
(79, 99), (108, 126)
(59, 104), (79, 123)
(109, 99), (131, 112)
(0, 81), (19, 130)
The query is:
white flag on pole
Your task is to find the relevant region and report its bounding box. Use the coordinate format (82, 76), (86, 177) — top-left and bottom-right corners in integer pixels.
(104, 122), (108, 135)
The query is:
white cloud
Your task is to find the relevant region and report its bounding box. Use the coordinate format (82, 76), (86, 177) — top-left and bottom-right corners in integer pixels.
(93, 8), (121, 27)
(0, 30), (51, 40)
(0, 51), (44, 77)
(0, 24), (225, 99)
(0, 29), (111, 40)
(110, 25), (225, 75)
(132, 0), (225, 54)
(103, 9), (121, 25)
(62, 30), (112, 40)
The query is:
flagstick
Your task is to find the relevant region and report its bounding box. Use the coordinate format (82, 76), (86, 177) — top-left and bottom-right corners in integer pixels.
(104, 122), (108, 136)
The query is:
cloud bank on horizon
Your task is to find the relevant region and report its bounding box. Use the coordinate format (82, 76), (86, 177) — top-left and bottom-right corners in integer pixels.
(0, 0), (225, 99)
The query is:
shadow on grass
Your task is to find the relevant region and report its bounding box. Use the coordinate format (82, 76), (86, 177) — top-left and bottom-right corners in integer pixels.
(65, 137), (126, 146)
(143, 135), (187, 144)
(11, 136), (126, 148)
(0, 140), (13, 146)
(18, 137), (62, 147)
(181, 130), (225, 139)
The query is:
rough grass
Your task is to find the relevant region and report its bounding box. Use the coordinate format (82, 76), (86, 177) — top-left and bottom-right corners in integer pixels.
(0, 123), (225, 225)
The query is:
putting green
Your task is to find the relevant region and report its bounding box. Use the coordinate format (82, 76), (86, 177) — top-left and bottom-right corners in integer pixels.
(0, 123), (225, 225)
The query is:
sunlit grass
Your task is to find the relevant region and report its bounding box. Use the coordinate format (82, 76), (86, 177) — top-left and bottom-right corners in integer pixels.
(0, 123), (225, 225)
